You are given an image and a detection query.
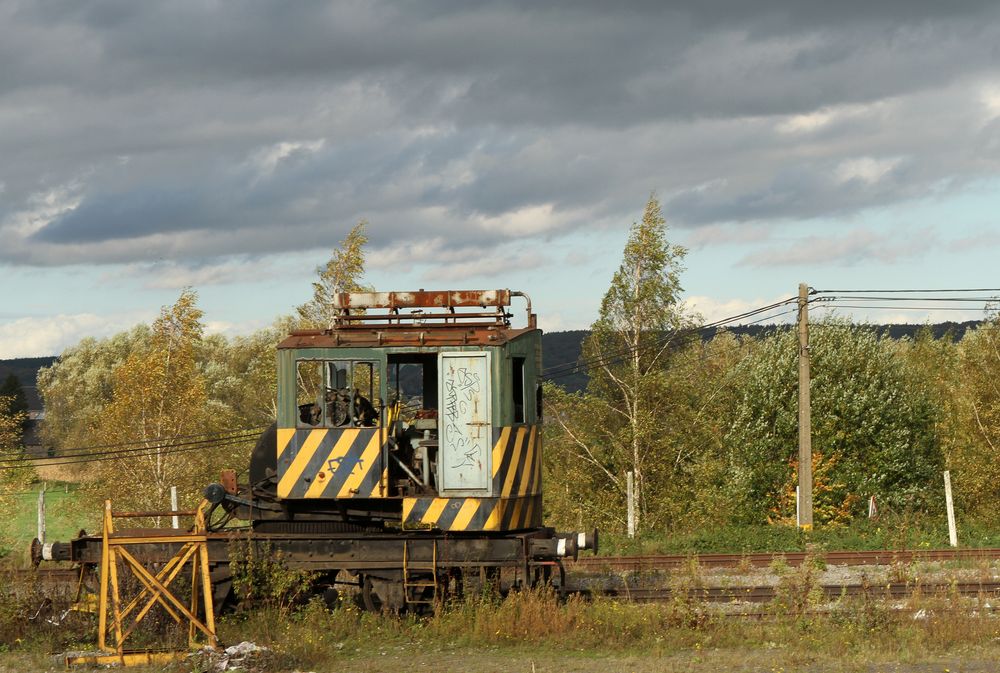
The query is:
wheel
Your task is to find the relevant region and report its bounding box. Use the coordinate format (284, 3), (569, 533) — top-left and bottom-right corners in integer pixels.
(362, 575), (383, 612)
(361, 575), (410, 613)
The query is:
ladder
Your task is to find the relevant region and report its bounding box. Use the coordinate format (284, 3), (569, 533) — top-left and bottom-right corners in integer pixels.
(402, 539), (438, 605)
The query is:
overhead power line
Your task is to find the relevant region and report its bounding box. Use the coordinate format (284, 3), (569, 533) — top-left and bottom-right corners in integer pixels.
(0, 428), (263, 467)
(0, 433), (259, 472)
(0, 427), (265, 459)
(815, 304), (992, 312)
(820, 296), (999, 303)
(815, 288), (1000, 294)
(541, 296), (800, 382)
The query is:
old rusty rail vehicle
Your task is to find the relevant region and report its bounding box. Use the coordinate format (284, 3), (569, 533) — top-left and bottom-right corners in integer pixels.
(37, 289), (596, 613)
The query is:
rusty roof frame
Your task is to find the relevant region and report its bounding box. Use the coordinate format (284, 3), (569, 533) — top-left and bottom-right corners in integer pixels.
(279, 289), (537, 349)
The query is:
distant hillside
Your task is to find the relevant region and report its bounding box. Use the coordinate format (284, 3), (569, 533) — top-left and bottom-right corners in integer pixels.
(0, 356), (56, 387)
(541, 320), (984, 393)
(0, 319), (984, 400)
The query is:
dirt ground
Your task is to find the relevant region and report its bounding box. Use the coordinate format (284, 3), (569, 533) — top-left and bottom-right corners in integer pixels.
(3, 646), (999, 673)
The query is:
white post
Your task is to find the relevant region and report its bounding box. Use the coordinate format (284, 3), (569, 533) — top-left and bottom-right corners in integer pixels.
(626, 471), (635, 539)
(170, 486), (180, 529)
(36, 486), (46, 543)
(944, 471), (958, 547)
(795, 486), (800, 526)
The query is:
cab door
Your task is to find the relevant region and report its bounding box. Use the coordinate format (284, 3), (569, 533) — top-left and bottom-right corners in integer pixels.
(438, 352), (492, 495)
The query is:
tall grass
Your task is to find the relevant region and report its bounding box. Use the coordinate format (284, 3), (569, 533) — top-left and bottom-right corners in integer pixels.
(3, 566), (1000, 671)
(213, 586), (1000, 671)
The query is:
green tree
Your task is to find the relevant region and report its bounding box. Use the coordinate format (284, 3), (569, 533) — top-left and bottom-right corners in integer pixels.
(37, 325), (151, 454)
(725, 320), (942, 524)
(296, 220), (371, 328)
(949, 312), (1000, 517)
(200, 316), (295, 428)
(546, 195), (695, 532)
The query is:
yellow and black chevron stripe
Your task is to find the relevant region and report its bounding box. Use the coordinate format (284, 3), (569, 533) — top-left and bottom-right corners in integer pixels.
(276, 427), (388, 499)
(490, 425), (542, 497)
(402, 494), (542, 531)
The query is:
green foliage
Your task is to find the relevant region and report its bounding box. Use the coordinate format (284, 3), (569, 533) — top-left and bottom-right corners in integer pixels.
(946, 312), (1000, 517)
(199, 315), (293, 429)
(201, 585), (1000, 672)
(725, 319), (943, 524)
(547, 194), (702, 533)
(36, 324), (151, 452)
(230, 540), (315, 615)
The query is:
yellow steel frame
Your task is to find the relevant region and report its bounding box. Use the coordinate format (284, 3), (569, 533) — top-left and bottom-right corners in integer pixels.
(68, 499), (218, 666)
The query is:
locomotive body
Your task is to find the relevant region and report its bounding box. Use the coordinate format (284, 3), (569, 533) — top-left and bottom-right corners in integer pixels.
(239, 289), (549, 536)
(270, 289), (543, 533)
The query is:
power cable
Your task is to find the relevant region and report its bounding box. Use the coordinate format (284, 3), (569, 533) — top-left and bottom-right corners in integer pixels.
(820, 296), (999, 303)
(541, 296), (800, 381)
(0, 428), (263, 466)
(0, 427), (264, 458)
(816, 288), (1000, 294)
(0, 434), (258, 471)
(815, 304), (991, 312)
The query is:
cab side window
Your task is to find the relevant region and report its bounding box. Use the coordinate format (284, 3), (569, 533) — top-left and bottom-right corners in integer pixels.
(512, 356), (526, 424)
(296, 361), (324, 427)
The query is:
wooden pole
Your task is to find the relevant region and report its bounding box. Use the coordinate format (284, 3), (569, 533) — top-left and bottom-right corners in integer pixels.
(944, 471), (958, 547)
(626, 471), (635, 539)
(797, 283), (813, 530)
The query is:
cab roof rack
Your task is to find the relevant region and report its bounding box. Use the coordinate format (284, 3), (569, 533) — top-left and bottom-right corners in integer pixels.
(330, 290), (534, 330)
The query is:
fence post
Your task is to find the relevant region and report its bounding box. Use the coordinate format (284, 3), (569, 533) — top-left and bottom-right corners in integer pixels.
(171, 486), (180, 529)
(944, 471), (958, 547)
(37, 486), (46, 544)
(626, 471), (635, 539)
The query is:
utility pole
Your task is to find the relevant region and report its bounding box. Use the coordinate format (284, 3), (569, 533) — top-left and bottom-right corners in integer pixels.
(797, 283), (813, 530)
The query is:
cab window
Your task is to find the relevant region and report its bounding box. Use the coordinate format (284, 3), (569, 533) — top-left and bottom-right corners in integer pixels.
(296, 359), (382, 427)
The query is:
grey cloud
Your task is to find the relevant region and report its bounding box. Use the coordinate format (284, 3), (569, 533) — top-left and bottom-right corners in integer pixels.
(4, 2), (1000, 270)
(737, 227), (939, 267)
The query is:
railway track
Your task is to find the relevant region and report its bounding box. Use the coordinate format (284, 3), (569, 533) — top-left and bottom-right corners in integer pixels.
(10, 548), (1000, 609)
(572, 580), (1000, 604)
(567, 548), (1000, 572)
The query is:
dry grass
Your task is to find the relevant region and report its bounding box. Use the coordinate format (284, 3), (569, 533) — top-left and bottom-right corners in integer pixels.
(4, 570), (1000, 672)
(28, 458), (94, 484)
(210, 585), (1000, 672)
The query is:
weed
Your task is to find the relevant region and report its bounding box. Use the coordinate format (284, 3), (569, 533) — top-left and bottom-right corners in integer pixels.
(768, 555), (790, 575)
(229, 539), (315, 617)
(771, 559), (823, 625)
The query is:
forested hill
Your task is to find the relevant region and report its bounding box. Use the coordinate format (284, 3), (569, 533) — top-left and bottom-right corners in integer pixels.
(541, 321), (984, 393)
(0, 356), (56, 387)
(0, 319), (983, 398)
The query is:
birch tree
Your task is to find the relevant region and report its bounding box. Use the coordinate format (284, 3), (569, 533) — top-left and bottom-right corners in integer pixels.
(297, 220), (371, 328)
(552, 195), (694, 532)
(89, 290), (216, 518)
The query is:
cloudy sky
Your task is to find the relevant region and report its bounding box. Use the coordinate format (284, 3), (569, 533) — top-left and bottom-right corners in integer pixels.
(3, 1), (1000, 358)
